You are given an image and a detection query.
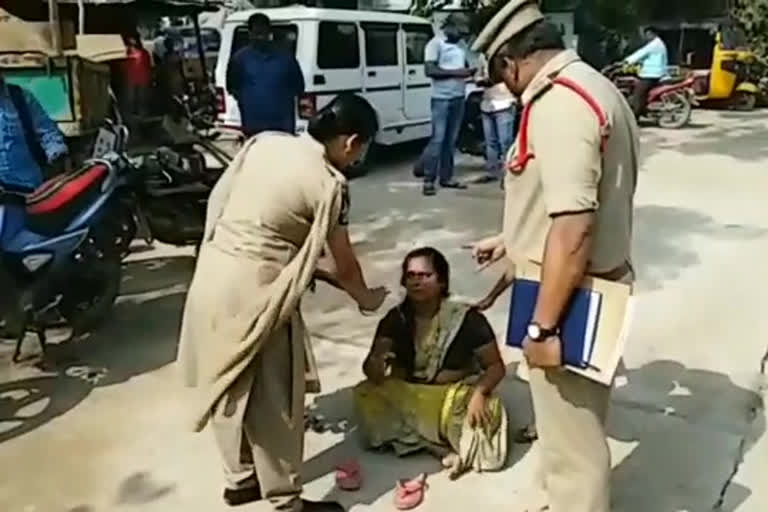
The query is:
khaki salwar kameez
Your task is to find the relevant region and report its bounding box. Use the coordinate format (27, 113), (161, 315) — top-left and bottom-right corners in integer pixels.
(178, 132), (348, 510)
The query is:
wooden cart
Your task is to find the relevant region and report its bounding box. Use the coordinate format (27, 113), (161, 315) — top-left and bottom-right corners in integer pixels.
(1, 51), (111, 138)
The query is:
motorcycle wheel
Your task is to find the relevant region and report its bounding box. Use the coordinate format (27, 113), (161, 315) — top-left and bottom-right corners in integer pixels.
(345, 143), (372, 179)
(59, 250), (122, 335)
(658, 91), (692, 129)
(114, 208), (137, 259)
(101, 200), (137, 259)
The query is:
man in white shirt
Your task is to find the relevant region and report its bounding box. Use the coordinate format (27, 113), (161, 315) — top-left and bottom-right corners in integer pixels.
(477, 55), (517, 186)
(420, 13), (476, 196)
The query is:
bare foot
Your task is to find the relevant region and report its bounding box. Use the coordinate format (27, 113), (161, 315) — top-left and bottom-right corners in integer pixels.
(440, 453), (467, 480)
(441, 453), (459, 469)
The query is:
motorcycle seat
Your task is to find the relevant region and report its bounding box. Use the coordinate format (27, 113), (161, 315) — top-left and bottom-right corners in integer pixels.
(146, 182), (210, 198)
(0, 187), (28, 206)
(659, 76), (686, 85)
(651, 78), (693, 97)
(26, 163), (110, 236)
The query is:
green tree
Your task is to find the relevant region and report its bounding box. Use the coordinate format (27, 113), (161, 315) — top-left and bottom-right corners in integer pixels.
(733, 0), (768, 63)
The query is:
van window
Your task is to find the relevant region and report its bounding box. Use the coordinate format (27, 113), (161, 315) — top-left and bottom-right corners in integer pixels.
(318, 22), (360, 69)
(362, 23), (398, 67)
(405, 24), (433, 65)
(231, 24), (298, 59)
(180, 27), (221, 53)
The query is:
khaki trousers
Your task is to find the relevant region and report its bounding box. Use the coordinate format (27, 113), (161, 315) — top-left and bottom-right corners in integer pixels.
(529, 368), (612, 512)
(211, 324), (305, 511)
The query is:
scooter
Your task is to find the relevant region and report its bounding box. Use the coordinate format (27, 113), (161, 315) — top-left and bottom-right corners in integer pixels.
(0, 127), (129, 361)
(603, 63), (696, 129)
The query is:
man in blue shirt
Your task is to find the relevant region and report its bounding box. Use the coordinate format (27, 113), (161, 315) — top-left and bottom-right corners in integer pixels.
(624, 26), (669, 118)
(226, 13), (305, 137)
(421, 13), (476, 196)
(0, 71), (68, 192)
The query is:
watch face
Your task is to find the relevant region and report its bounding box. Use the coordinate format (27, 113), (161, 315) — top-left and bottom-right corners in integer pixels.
(527, 324), (541, 339)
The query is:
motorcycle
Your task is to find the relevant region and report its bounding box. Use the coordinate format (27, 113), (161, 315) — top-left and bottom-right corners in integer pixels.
(603, 63), (696, 129)
(117, 94), (233, 252)
(0, 124), (130, 361)
(458, 88), (487, 157)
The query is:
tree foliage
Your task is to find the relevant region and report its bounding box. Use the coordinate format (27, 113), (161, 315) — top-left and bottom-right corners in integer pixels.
(409, 0), (727, 29)
(733, 0), (768, 63)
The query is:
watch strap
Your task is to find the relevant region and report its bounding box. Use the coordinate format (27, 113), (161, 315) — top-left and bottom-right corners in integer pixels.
(529, 322), (560, 342)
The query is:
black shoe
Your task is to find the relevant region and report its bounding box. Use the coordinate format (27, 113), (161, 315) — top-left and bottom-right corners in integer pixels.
(223, 485), (262, 506)
(474, 175), (498, 184)
(440, 180), (467, 189)
(412, 163), (425, 178)
(302, 499), (345, 512)
(422, 182), (437, 196)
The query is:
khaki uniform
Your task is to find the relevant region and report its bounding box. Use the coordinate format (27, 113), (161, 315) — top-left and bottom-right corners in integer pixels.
(503, 50), (639, 512)
(179, 133), (348, 511)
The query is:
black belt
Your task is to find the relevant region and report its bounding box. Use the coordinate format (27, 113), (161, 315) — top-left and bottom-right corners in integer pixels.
(592, 261), (633, 281)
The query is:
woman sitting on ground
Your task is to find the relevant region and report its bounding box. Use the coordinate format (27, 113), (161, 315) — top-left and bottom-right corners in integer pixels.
(353, 247), (508, 479)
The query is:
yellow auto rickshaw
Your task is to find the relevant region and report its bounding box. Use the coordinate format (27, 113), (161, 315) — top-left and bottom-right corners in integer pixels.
(689, 27), (759, 110)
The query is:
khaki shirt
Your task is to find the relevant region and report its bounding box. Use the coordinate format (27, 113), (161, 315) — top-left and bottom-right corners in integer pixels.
(503, 50), (639, 274)
(210, 133), (349, 259)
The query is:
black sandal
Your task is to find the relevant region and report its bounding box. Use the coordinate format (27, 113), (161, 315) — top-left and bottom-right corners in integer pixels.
(223, 485), (262, 506)
(514, 424), (538, 444)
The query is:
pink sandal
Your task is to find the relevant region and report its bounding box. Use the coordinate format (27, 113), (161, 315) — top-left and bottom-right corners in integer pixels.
(394, 473), (428, 510)
(335, 459), (362, 491)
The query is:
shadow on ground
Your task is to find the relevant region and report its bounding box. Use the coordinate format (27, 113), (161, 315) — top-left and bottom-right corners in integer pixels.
(632, 205), (766, 292)
(66, 470), (178, 511)
(610, 359), (764, 512)
(652, 115), (768, 161)
(115, 471), (177, 505)
(0, 255), (192, 444)
(299, 357), (764, 511)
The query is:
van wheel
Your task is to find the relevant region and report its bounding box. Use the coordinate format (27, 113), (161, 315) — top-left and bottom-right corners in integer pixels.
(345, 143), (373, 179)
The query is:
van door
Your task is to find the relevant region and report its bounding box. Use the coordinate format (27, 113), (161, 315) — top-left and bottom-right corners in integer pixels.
(361, 22), (403, 130)
(313, 21), (364, 112)
(403, 23), (433, 121)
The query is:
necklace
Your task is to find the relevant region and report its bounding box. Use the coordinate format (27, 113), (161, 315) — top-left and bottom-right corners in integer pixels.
(413, 315), (441, 377)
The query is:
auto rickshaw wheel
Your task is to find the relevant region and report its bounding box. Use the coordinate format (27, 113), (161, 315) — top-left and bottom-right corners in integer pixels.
(733, 91), (757, 111)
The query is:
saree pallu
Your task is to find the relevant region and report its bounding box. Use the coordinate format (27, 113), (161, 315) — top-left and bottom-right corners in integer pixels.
(353, 378), (508, 473)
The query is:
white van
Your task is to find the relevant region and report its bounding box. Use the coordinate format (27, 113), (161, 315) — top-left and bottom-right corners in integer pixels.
(215, 7), (438, 148)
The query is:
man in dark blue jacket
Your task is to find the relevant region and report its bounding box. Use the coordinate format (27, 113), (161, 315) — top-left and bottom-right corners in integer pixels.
(226, 13), (305, 137)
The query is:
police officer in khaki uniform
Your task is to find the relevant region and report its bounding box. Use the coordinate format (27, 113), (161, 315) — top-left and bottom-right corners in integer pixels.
(469, 2), (640, 511)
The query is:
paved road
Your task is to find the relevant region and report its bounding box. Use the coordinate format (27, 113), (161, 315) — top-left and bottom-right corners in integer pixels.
(1, 110), (767, 512)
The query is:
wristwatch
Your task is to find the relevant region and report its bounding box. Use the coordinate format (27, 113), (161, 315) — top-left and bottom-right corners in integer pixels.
(527, 322), (560, 342)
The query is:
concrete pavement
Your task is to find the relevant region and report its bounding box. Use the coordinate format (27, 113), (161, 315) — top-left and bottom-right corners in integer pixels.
(0, 110), (766, 512)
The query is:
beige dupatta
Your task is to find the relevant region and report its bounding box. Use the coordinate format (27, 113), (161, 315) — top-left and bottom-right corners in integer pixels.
(179, 134), (342, 431)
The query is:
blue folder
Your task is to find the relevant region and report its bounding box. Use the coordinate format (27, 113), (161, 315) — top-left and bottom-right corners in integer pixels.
(506, 279), (603, 369)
